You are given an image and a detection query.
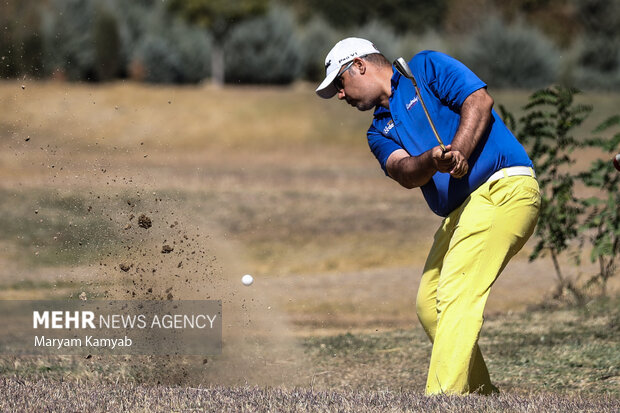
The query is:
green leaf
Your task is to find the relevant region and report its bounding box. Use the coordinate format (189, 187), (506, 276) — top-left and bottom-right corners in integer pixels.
(594, 115), (620, 133)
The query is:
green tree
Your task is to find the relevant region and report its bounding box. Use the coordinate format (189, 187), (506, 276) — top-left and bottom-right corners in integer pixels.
(225, 6), (301, 84)
(513, 86), (592, 302)
(41, 0), (96, 80)
(93, 5), (121, 81)
(579, 116), (620, 295)
(573, 0), (620, 88)
(287, 0), (446, 34)
(298, 17), (338, 82)
(575, 0), (620, 72)
(0, 0), (44, 78)
(501, 87), (620, 301)
(459, 16), (559, 89)
(168, 0), (269, 85)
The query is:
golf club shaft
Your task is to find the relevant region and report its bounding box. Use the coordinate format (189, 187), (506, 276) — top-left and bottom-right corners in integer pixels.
(393, 57), (446, 152)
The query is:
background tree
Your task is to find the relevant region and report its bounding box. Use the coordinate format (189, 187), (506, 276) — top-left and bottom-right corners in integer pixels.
(168, 0), (269, 85)
(579, 116), (620, 295)
(0, 0), (44, 79)
(224, 6), (301, 84)
(41, 0), (97, 80)
(508, 87), (592, 302)
(458, 16), (559, 89)
(3, 0), (620, 87)
(297, 17), (338, 82)
(93, 4), (122, 81)
(286, 0), (446, 34)
(574, 0), (620, 74)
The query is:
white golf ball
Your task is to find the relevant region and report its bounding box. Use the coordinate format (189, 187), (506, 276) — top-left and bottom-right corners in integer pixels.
(241, 274), (254, 286)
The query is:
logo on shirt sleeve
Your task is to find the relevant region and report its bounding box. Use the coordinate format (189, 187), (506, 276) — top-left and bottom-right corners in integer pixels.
(383, 119), (395, 135)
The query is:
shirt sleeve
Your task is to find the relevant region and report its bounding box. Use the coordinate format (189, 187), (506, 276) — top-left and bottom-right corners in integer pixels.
(418, 51), (487, 110)
(367, 123), (403, 176)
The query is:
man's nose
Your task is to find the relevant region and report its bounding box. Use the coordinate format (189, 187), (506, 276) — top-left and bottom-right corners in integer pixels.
(337, 89), (346, 100)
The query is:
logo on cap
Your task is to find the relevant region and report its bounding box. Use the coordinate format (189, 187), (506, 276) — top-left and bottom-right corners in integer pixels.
(338, 53), (358, 65)
(325, 60), (332, 70)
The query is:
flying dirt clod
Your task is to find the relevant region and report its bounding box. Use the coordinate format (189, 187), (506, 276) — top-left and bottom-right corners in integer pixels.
(138, 214), (152, 229)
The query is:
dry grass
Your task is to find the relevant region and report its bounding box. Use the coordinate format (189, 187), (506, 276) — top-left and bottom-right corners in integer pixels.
(302, 297), (620, 396)
(0, 80), (367, 151)
(0, 79), (441, 280)
(1, 378), (618, 413)
(1, 297), (617, 411)
(1, 81), (619, 410)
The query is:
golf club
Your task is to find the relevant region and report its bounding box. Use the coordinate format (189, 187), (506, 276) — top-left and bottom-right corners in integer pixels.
(393, 57), (446, 153)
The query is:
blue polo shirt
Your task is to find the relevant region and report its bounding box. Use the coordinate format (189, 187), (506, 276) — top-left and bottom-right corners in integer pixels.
(367, 51), (533, 217)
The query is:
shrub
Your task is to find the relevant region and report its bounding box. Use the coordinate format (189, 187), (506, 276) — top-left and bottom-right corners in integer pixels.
(516, 86), (591, 301)
(41, 0), (97, 80)
(579, 35), (620, 74)
(578, 117), (620, 295)
(574, 68), (620, 91)
(298, 17), (339, 82)
(168, 19), (211, 83)
(0, 0), (44, 79)
(20, 30), (45, 78)
(353, 20), (401, 62)
(225, 6), (301, 84)
(500, 86), (620, 300)
(132, 34), (183, 83)
(39, 0), (210, 83)
(0, 20), (21, 79)
(93, 4), (121, 81)
(459, 16), (560, 88)
(396, 30), (451, 60)
(571, 35), (620, 90)
(113, 0), (158, 71)
(574, 0), (620, 86)
(128, 13), (211, 84)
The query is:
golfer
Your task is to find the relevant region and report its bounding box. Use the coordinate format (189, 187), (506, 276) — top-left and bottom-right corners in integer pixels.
(316, 38), (541, 395)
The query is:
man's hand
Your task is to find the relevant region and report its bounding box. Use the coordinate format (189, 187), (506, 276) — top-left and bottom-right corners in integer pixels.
(431, 145), (469, 178)
(431, 145), (453, 173)
(386, 144), (469, 189)
(448, 148), (468, 178)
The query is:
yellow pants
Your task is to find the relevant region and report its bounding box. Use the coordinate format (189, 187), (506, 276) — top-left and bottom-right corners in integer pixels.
(416, 175), (541, 395)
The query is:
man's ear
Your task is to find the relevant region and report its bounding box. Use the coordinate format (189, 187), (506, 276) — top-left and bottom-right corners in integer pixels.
(355, 57), (366, 75)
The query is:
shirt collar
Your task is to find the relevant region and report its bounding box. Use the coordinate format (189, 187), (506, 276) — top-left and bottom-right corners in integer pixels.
(390, 67), (401, 93)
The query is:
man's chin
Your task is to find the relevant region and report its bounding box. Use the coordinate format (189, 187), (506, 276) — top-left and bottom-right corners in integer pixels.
(346, 99), (374, 111)
(355, 102), (374, 111)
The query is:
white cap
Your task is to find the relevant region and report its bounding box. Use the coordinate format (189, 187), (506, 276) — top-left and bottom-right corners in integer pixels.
(315, 37), (381, 99)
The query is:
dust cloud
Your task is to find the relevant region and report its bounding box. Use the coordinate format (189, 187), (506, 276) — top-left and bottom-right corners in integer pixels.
(96, 190), (309, 387)
(3, 132), (310, 388)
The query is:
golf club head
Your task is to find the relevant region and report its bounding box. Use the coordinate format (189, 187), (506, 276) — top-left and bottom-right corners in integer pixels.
(394, 57), (414, 82)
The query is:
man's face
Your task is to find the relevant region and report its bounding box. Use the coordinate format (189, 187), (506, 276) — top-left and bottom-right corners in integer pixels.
(335, 58), (381, 111)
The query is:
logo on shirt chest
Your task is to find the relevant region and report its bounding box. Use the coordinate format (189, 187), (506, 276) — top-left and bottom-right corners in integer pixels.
(406, 96), (419, 110)
(383, 120), (395, 135)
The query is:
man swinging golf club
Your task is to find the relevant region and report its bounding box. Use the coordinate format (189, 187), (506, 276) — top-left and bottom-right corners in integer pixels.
(316, 38), (541, 396)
